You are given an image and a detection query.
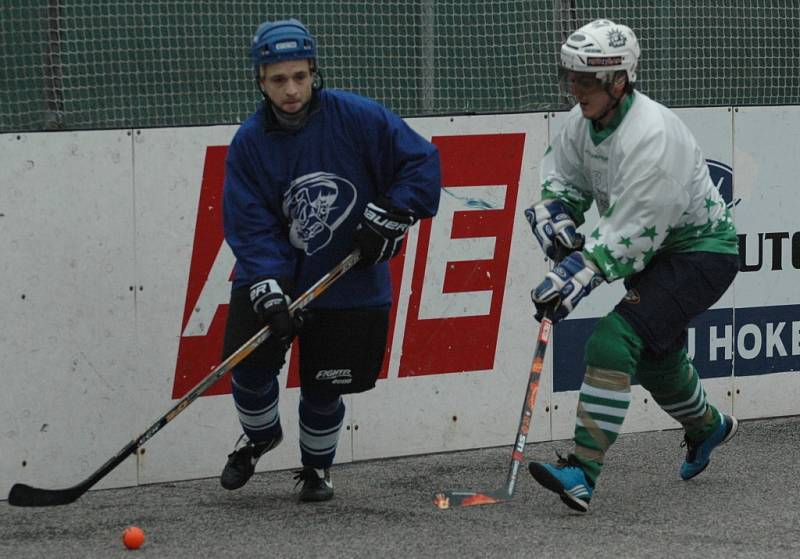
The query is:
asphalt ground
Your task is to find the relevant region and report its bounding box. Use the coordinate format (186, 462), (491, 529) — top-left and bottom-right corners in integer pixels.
(2, 415), (797, 559)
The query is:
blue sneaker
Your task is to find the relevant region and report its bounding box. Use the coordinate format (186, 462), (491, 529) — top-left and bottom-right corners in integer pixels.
(680, 413), (738, 480)
(529, 453), (593, 512)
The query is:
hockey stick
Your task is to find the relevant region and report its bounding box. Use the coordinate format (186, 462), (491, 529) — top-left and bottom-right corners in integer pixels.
(8, 249), (361, 507)
(433, 240), (577, 510)
(433, 311), (554, 509)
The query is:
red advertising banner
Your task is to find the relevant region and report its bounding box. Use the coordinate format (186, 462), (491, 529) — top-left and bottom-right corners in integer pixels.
(172, 133), (526, 398)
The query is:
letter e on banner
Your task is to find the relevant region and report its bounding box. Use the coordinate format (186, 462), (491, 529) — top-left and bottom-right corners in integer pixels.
(399, 133), (525, 376)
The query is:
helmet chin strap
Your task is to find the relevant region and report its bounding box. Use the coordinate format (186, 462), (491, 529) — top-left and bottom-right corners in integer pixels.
(255, 79), (312, 131)
(591, 86), (624, 128)
(592, 85), (625, 128)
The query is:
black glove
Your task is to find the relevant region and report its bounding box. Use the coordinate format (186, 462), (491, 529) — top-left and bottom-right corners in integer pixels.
(353, 199), (416, 265)
(249, 278), (294, 343)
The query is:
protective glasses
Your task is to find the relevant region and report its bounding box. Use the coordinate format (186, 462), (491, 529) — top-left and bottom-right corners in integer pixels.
(558, 69), (605, 95)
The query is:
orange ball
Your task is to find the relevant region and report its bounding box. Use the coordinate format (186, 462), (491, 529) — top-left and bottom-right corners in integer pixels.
(122, 526), (145, 550)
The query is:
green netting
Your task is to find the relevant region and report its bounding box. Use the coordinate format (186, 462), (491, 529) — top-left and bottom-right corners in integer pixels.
(2, 1), (799, 133)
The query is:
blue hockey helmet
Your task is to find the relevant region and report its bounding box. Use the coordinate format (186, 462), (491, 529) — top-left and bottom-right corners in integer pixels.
(249, 18), (316, 75)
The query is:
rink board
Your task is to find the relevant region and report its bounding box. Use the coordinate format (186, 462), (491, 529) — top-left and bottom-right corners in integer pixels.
(1, 106), (798, 495)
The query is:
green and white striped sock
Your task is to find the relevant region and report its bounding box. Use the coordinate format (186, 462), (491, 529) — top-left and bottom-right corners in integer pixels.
(573, 366), (632, 484)
(638, 350), (720, 442)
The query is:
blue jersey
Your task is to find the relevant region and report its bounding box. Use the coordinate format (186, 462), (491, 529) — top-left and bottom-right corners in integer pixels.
(223, 89), (441, 308)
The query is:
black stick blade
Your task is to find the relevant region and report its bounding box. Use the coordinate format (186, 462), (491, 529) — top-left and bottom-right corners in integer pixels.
(433, 488), (511, 509)
(8, 483), (85, 507)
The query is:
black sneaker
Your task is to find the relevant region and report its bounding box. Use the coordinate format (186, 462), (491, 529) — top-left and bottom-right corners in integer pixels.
(220, 433), (282, 490)
(293, 466), (333, 502)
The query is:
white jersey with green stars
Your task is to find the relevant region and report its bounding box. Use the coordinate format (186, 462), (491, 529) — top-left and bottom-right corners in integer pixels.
(539, 90), (738, 282)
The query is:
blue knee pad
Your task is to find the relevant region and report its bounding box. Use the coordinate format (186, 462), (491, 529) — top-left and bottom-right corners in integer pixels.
(231, 365), (280, 398)
(300, 388), (343, 415)
(231, 365), (282, 442)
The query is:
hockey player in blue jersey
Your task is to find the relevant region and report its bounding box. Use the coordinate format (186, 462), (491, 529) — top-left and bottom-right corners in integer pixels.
(219, 18), (441, 501)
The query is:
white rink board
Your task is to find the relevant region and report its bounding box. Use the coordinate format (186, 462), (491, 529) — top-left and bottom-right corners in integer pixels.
(2, 106), (799, 497)
(731, 106), (800, 418)
(0, 131), (139, 493)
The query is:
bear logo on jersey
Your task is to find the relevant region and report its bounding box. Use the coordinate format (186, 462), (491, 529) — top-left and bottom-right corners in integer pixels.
(283, 171), (357, 255)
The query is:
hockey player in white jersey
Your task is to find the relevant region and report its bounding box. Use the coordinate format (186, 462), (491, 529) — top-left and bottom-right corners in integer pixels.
(525, 19), (739, 512)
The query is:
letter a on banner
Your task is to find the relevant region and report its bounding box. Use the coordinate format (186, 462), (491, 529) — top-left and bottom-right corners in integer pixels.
(170, 147), (306, 398)
(172, 146), (233, 398)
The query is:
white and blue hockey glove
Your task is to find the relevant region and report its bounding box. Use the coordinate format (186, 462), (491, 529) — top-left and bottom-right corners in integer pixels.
(353, 199), (416, 265)
(525, 199), (581, 261)
(249, 278), (295, 343)
(532, 252), (604, 323)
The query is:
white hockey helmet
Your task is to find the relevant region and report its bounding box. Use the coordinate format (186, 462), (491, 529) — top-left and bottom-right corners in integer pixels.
(560, 19), (640, 84)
